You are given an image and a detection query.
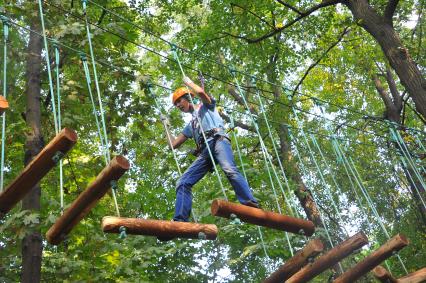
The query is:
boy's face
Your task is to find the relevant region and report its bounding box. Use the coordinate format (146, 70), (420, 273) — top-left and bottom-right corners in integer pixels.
(174, 96), (191, 113)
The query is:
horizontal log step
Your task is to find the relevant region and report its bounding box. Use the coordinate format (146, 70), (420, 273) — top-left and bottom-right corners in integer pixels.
(211, 199), (315, 236)
(102, 216), (218, 240)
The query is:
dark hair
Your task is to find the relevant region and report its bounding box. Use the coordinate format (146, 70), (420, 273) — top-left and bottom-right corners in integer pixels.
(182, 93), (192, 101)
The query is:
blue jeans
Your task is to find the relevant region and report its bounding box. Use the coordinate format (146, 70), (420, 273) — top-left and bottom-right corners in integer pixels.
(173, 137), (258, 222)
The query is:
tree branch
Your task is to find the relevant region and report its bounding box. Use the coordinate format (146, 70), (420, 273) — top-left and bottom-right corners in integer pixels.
(384, 0), (399, 24)
(231, 3), (275, 28)
(385, 68), (402, 111)
(291, 26), (350, 98)
(242, 0), (341, 43)
(373, 74), (394, 111)
(220, 112), (254, 132)
(227, 85), (257, 114)
(275, 0), (302, 15)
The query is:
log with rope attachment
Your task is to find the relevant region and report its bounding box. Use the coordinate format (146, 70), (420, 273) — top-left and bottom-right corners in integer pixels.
(263, 239), (324, 283)
(286, 231), (369, 283)
(101, 216), (218, 241)
(46, 155), (129, 245)
(211, 199), (315, 236)
(333, 234), (409, 283)
(0, 128), (77, 216)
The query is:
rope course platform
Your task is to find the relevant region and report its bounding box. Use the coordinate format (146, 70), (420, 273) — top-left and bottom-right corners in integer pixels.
(0, 128), (77, 216)
(264, 239), (324, 283)
(46, 155), (130, 245)
(101, 216), (218, 240)
(286, 231), (369, 283)
(374, 265), (426, 283)
(211, 199), (315, 236)
(0, 95), (8, 114)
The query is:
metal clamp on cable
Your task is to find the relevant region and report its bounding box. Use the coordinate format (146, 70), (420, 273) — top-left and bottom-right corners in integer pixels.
(110, 180), (118, 191)
(52, 151), (65, 164)
(119, 226), (127, 239)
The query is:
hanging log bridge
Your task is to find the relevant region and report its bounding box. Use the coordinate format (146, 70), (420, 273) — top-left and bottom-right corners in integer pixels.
(333, 234), (409, 283)
(286, 231), (369, 283)
(101, 217), (218, 240)
(374, 265), (426, 283)
(263, 239), (324, 283)
(0, 95), (8, 114)
(46, 155), (130, 245)
(211, 199), (315, 236)
(0, 128), (77, 216)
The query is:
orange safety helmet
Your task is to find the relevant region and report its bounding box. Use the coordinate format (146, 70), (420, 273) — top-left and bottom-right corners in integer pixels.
(172, 87), (195, 105)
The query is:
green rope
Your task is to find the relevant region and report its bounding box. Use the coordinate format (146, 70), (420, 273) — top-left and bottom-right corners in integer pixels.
(37, 0), (59, 134)
(82, 0), (110, 163)
(332, 138), (408, 273)
(399, 156), (426, 209)
(53, 42), (64, 212)
(229, 71), (294, 256)
(253, 85), (300, 217)
(292, 107), (345, 233)
(0, 16), (8, 192)
(229, 114), (269, 258)
(171, 46), (229, 202)
(287, 129), (338, 251)
(389, 125), (426, 191)
(80, 53), (108, 166)
(310, 134), (349, 236)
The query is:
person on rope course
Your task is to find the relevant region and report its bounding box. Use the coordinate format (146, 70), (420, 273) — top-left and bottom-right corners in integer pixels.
(161, 76), (259, 223)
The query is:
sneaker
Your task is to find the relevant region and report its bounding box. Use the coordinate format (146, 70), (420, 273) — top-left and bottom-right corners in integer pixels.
(244, 200), (260, 209)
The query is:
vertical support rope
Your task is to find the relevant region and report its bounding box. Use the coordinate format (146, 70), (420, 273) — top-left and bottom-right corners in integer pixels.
(171, 46), (229, 201)
(0, 16), (9, 192)
(80, 54), (108, 166)
(53, 42), (64, 212)
(291, 106), (346, 235)
(254, 85), (300, 217)
(82, 0), (120, 217)
(229, 71), (294, 256)
(229, 114), (269, 258)
(37, 0), (59, 134)
(287, 128), (338, 256)
(389, 125), (426, 194)
(332, 138), (408, 274)
(82, 0), (110, 162)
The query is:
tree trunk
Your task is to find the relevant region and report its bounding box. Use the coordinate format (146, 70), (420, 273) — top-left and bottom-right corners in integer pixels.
(372, 72), (426, 226)
(345, 0), (426, 121)
(21, 8), (43, 283)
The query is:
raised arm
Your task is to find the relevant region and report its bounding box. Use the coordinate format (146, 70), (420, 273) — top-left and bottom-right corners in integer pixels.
(183, 76), (212, 105)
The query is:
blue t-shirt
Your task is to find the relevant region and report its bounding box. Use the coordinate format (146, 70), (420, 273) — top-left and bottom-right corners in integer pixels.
(182, 98), (226, 145)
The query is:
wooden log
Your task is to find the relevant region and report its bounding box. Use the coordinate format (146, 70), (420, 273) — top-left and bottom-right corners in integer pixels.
(334, 234), (409, 283)
(372, 266), (398, 283)
(211, 199), (315, 236)
(263, 239), (324, 283)
(46, 155), (130, 245)
(0, 95), (9, 114)
(286, 231), (369, 283)
(101, 216), (218, 240)
(0, 128), (77, 215)
(398, 267), (426, 283)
